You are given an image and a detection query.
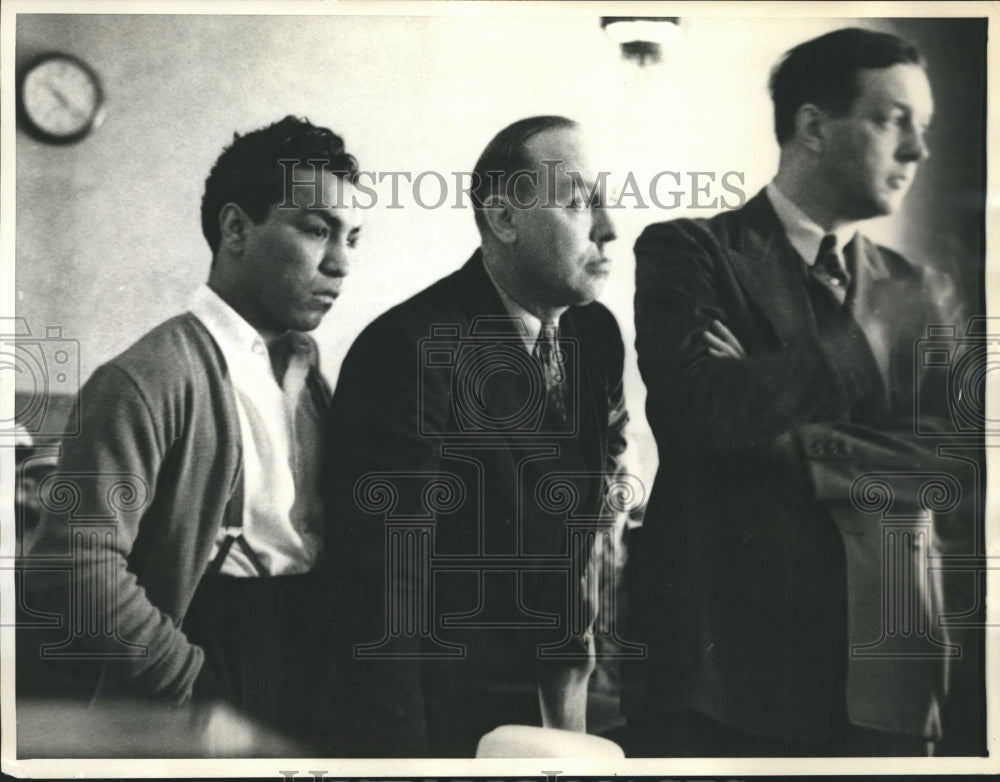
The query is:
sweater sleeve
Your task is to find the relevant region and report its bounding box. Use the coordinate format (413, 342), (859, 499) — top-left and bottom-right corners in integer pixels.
(24, 362), (204, 702)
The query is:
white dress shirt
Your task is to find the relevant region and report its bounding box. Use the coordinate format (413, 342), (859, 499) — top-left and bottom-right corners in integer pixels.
(189, 284), (325, 576)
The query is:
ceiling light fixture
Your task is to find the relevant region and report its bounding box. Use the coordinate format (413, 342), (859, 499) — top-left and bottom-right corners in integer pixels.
(601, 16), (681, 66)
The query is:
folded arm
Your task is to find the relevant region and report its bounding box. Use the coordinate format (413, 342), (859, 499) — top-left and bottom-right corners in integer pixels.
(635, 220), (937, 499)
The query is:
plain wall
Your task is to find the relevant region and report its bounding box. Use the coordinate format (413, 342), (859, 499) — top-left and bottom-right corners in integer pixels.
(13, 11), (987, 483)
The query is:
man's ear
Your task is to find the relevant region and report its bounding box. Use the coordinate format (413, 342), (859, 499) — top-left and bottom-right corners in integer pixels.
(480, 194), (518, 245)
(792, 103), (829, 154)
(218, 203), (250, 252)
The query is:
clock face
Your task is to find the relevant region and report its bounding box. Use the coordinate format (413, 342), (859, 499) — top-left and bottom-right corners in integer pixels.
(20, 55), (104, 143)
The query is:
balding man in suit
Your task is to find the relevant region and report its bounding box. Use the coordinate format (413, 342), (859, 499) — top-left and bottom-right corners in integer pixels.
(325, 116), (629, 757)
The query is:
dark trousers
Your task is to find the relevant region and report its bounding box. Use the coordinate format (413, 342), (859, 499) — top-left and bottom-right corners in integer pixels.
(182, 572), (335, 752)
(626, 709), (933, 758)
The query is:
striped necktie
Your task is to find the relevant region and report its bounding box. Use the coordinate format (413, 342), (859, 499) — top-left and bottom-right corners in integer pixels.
(534, 322), (569, 425)
(811, 233), (851, 306)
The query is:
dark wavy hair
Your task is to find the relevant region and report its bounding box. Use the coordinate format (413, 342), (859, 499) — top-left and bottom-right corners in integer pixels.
(769, 28), (923, 146)
(200, 115), (359, 255)
(470, 115), (578, 233)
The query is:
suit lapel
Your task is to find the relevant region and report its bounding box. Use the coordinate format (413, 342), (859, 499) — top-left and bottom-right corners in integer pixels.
(848, 235), (907, 414)
(846, 233), (891, 307)
(727, 191), (820, 347)
(558, 309), (604, 475)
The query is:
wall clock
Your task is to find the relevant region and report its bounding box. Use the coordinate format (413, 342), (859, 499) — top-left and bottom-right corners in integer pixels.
(19, 53), (105, 144)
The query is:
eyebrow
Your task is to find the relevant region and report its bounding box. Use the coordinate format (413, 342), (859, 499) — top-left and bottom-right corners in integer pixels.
(560, 172), (603, 192)
(890, 99), (932, 116)
(302, 210), (346, 231)
(315, 211), (362, 236)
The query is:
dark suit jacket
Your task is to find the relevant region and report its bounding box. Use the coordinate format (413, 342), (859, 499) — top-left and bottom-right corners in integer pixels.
(626, 190), (961, 742)
(325, 251), (628, 757)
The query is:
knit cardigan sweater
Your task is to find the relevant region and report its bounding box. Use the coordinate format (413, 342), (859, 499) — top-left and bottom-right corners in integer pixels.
(26, 313), (325, 703)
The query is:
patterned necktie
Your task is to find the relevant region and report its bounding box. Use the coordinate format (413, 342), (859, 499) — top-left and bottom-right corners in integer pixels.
(811, 233), (851, 306)
(535, 322), (569, 425)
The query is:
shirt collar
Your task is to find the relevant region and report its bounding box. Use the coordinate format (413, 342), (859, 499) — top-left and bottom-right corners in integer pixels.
(481, 258), (547, 352)
(766, 182), (858, 266)
(189, 283), (269, 360)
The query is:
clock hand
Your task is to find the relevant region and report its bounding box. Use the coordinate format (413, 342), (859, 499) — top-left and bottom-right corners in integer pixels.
(45, 83), (88, 121)
(44, 82), (71, 108)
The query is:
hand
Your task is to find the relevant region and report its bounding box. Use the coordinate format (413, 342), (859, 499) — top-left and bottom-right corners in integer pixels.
(703, 319), (746, 359)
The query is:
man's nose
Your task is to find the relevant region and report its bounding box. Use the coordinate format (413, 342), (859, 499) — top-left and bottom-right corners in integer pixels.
(899, 127), (930, 163)
(320, 240), (350, 277)
(591, 206), (617, 246)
